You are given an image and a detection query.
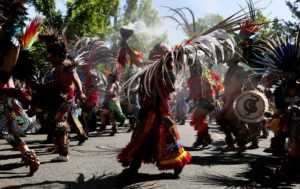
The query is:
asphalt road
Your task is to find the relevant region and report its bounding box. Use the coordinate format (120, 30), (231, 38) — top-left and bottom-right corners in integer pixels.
(1, 121), (300, 189)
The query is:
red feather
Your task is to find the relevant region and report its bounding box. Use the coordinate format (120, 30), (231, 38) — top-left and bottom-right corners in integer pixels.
(240, 20), (264, 36)
(21, 16), (42, 49)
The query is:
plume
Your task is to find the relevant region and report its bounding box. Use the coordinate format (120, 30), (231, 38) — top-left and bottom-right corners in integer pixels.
(68, 37), (115, 67)
(21, 16), (42, 49)
(245, 31), (300, 82)
(163, 6), (196, 37)
(164, 6), (251, 38)
(0, 0), (27, 46)
(124, 29), (236, 104)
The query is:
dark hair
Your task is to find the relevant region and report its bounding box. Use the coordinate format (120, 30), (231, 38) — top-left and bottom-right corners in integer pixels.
(39, 28), (67, 59)
(108, 73), (117, 83)
(152, 43), (169, 54)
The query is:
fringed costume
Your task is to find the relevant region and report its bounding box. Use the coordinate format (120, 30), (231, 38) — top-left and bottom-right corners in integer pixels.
(214, 1), (265, 153)
(164, 6), (255, 151)
(38, 28), (87, 162)
(188, 66), (223, 148)
(100, 73), (126, 135)
(117, 58), (191, 175)
(0, 0), (40, 176)
(117, 7), (241, 174)
(67, 37), (117, 135)
(244, 27), (300, 175)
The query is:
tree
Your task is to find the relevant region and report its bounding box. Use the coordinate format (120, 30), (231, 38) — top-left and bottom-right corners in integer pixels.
(165, 8), (223, 38)
(127, 0), (167, 58)
(28, 0), (120, 38)
(193, 13), (223, 36)
(123, 0), (138, 22)
(286, 0), (300, 34)
(26, 0), (120, 76)
(109, 0), (167, 59)
(64, 0), (119, 38)
(27, 0), (64, 29)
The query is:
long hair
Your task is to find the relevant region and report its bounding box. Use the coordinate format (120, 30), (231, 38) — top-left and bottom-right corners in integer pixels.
(39, 27), (67, 60)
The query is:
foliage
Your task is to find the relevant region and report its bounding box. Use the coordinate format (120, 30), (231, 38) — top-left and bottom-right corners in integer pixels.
(26, 0), (120, 75)
(64, 0), (119, 38)
(286, 0), (300, 34)
(254, 10), (271, 38)
(27, 0), (64, 29)
(124, 0), (138, 22)
(29, 42), (52, 76)
(109, 0), (167, 59)
(27, 0), (120, 38)
(192, 13), (223, 36)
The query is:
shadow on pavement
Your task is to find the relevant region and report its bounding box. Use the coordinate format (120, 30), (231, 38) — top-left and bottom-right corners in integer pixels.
(71, 144), (121, 157)
(2, 171), (177, 189)
(188, 153), (300, 188)
(0, 160), (57, 179)
(0, 162), (24, 172)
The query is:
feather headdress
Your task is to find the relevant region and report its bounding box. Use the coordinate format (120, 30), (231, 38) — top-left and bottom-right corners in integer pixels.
(68, 37), (115, 67)
(0, 0), (27, 46)
(247, 31), (300, 80)
(236, 0), (266, 65)
(164, 5), (251, 38)
(124, 28), (236, 104)
(123, 3), (264, 105)
(21, 16), (42, 49)
(39, 27), (68, 60)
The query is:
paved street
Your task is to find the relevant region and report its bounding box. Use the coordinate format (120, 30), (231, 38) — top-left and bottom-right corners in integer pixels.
(1, 121), (300, 189)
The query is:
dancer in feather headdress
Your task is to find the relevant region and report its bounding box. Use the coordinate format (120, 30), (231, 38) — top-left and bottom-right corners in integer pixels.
(0, 0), (40, 176)
(117, 6), (243, 175)
(245, 27), (300, 175)
(68, 37), (114, 134)
(36, 27), (86, 162)
(213, 0), (267, 154)
(164, 6), (254, 150)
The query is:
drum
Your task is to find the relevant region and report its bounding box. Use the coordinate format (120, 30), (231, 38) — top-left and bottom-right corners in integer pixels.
(233, 90), (269, 123)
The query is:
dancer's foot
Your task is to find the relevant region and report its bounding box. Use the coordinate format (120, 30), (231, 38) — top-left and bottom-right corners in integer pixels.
(192, 136), (203, 148)
(98, 124), (106, 132)
(77, 135), (88, 145)
(110, 125), (117, 136)
(202, 137), (213, 148)
(173, 166), (184, 177)
(22, 150), (40, 176)
(51, 155), (69, 162)
(221, 145), (236, 153)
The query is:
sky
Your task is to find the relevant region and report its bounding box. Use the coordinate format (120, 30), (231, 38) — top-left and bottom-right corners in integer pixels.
(29, 0), (295, 45)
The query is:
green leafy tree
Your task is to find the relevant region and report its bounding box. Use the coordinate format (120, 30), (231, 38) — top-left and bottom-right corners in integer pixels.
(64, 0), (119, 38)
(27, 0), (64, 29)
(166, 9), (223, 38)
(123, 0), (138, 22)
(193, 13), (223, 36)
(110, 0), (167, 59)
(254, 11), (286, 38)
(26, 0), (120, 75)
(127, 0), (167, 59)
(286, 0), (300, 34)
(28, 0), (120, 38)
